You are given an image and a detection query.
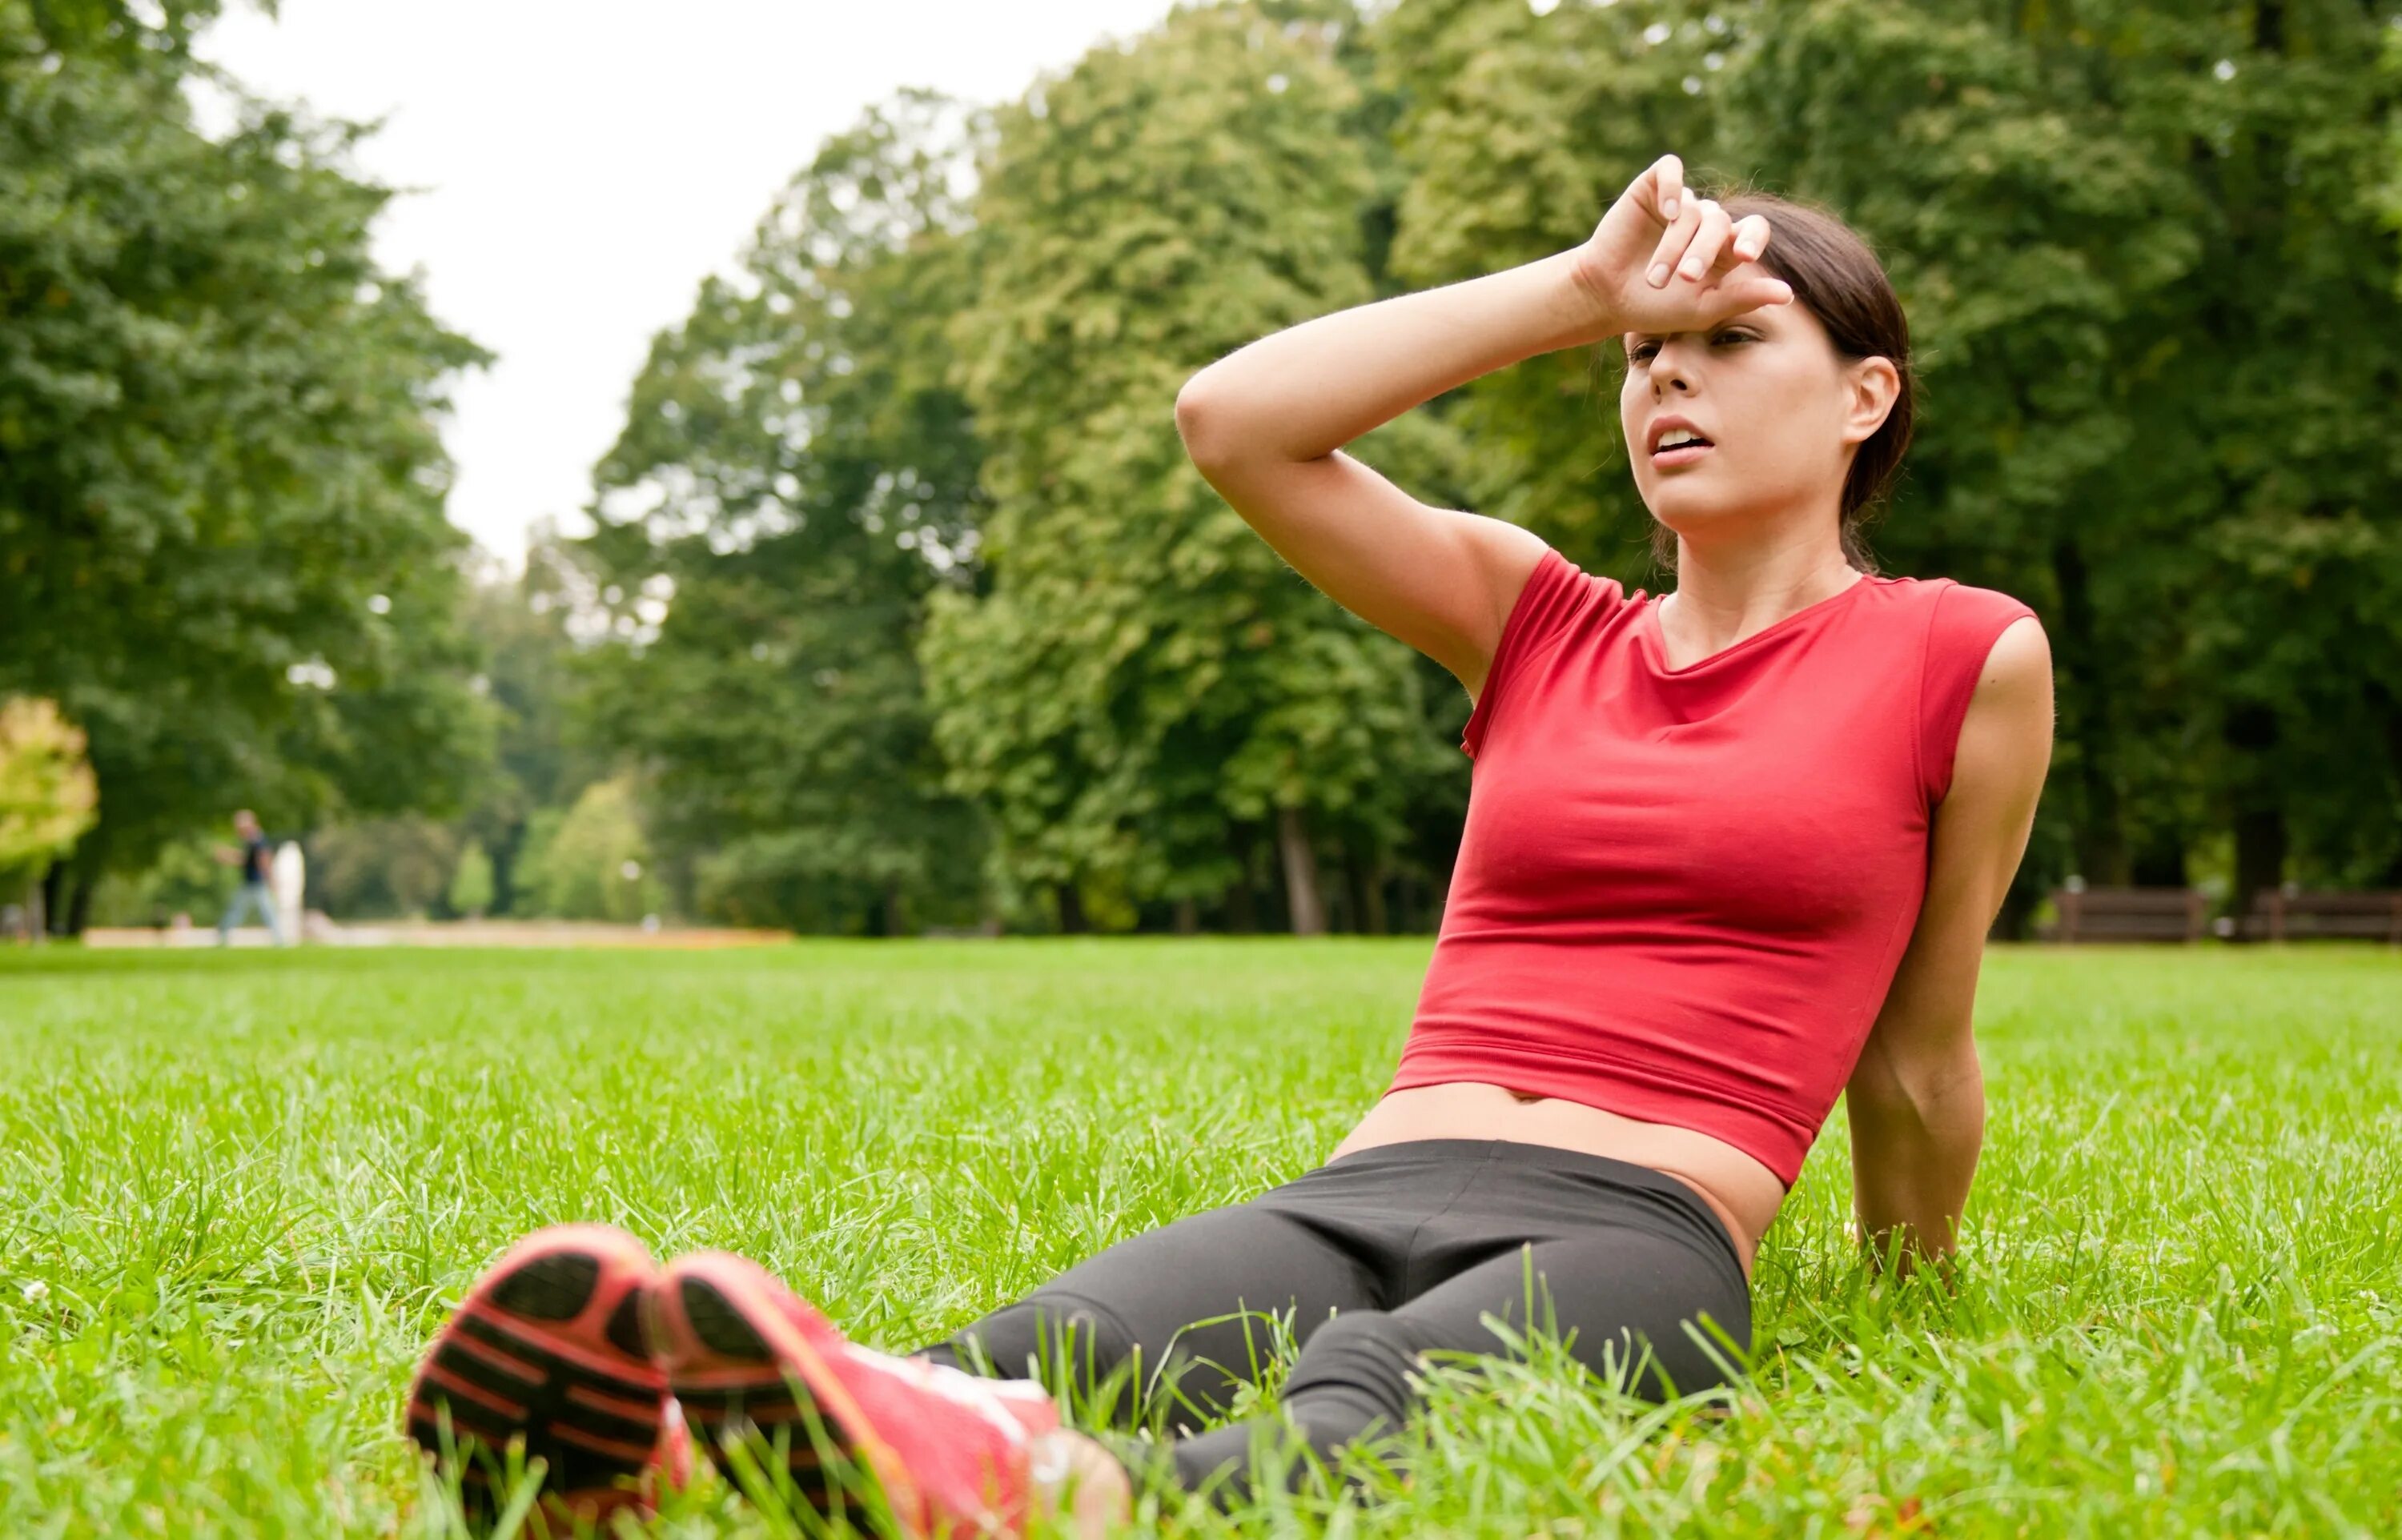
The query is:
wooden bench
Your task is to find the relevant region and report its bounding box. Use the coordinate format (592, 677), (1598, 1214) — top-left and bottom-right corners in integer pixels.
(2037, 886), (2210, 944)
(2235, 889), (2402, 944)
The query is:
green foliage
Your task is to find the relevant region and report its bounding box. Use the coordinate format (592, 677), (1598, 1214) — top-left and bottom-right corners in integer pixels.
(921, 5), (1447, 924)
(1370, 0), (2402, 908)
(81, 832), (220, 927)
(0, 0), (495, 900)
(558, 1), (2402, 930)
(444, 544), (608, 918)
(307, 816), (460, 921)
(512, 775), (663, 922)
(444, 839), (492, 921)
(2, 941), (2399, 1532)
(578, 91), (992, 936)
(0, 697), (98, 872)
(1368, 0), (1721, 553)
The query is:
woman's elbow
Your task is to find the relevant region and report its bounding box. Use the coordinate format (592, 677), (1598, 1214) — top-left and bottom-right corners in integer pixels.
(1174, 374), (1232, 467)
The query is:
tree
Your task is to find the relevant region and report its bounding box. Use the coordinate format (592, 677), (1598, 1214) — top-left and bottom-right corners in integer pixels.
(577, 92), (992, 936)
(0, 697), (98, 933)
(447, 839), (494, 920)
(0, 0), (495, 928)
(921, 2), (1450, 935)
(514, 776), (665, 923)
(0, 697), (97, 868)
(307, 816), (460, 920)
(448, 536), (609, 916)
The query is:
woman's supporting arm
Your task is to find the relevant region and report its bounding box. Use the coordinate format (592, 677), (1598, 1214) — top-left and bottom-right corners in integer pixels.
(1844, 615), (2055, 1280)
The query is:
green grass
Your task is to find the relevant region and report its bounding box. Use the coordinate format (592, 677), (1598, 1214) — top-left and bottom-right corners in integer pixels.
(2, 940), (2398, 1538)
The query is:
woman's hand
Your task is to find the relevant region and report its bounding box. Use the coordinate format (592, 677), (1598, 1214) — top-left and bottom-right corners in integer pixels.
(1568, 153), (1792, 342)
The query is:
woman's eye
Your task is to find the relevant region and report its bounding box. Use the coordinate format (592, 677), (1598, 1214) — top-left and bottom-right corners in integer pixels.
(1630, 334), (1746, 365)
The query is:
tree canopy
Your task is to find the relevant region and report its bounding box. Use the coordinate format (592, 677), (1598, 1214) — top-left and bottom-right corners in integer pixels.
(22, 0), (2398, 937)
(0, 0), (493, 928)
(568, 1), (2401, 935)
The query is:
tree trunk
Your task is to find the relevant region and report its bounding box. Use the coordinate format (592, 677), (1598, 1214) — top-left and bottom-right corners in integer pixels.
(2232, 808), (2287, 932)
(1054, 881), (1088, 935)
(40, 859), (67, 938)
(882, 883), (905, 940)
(2368, 679), (2402, 884)
(64, 831), (105, 937)
(1277, 806), (1326, 936)
(1172, 896), (1199, 935)
(1222, 828), (1259, 933)
(1346, 847), (1389, 936)
(2051, 538), (2131, 884)
(2224, 700), (2285, 939)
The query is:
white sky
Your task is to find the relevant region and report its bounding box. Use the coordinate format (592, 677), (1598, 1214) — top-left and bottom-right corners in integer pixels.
(196, 0), (1182, 566)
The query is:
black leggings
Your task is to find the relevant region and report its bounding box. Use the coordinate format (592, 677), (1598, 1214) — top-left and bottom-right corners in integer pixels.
(912, 1137), (1753, 1508)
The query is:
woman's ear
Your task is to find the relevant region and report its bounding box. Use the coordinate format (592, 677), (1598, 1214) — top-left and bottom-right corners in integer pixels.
(1842, 355), (1901, 446)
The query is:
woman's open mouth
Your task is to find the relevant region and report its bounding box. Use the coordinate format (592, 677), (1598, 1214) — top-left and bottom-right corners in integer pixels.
(1653, 437), (1713, 467)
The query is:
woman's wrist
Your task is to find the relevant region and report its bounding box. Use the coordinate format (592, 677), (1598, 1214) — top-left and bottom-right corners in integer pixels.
(1536, 245), (1625, 351)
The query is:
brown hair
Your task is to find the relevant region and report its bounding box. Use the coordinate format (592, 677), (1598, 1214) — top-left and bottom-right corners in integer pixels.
(1628, 186), (1914, 578)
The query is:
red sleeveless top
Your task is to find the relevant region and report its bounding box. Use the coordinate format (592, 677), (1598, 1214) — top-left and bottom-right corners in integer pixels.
(1387, 547), (2038, 1188)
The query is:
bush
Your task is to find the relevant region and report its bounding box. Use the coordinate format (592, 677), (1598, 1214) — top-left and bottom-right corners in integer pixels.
(512, 776), (665, 922)
(308, 817), (462, 920)
(448, 840), (495, 920)
(0, 698), (98, 872)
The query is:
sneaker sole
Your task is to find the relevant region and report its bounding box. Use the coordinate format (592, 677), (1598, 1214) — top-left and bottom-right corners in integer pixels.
(652, 1253), (925, 1528)
(404, 1223), (667, 1523)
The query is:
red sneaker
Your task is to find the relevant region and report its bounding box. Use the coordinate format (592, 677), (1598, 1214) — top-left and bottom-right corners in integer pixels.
(404, 1223), (689, 1529)
(651, 1251), (1063, 1538)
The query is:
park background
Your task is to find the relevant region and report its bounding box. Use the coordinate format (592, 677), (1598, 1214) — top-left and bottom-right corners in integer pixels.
(6, 0), (2402, 940)
(5, 3), (2402, 1538)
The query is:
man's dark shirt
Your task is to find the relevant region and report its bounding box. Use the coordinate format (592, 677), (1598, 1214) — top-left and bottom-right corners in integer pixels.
(241, 833), (271, 884)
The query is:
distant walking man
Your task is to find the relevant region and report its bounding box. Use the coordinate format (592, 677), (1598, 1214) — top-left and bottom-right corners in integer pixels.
(214, 809), (287, 946)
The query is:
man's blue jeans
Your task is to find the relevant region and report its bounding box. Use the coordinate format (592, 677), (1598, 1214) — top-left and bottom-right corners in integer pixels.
(218, 880), (287, 945)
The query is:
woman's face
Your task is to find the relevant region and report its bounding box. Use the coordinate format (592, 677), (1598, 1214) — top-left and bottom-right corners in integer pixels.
(1617, 298), (1896, 543)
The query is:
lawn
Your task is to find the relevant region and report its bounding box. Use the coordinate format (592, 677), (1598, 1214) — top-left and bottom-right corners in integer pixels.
(3, 940), (2397, 1538)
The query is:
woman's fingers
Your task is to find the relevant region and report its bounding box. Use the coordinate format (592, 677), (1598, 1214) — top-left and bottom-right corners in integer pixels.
(1675, 199), (1735, 283)
(1645, 193), (1703, 287)
(1652, 153), (1684, 223)
(1725, 213), (1771, 268)
(1712, 271), (1795, 319)
(1705, 217), (1787, 311)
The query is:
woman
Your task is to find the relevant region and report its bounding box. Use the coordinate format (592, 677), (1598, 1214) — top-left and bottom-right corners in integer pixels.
(404, 154), (2053, 1537)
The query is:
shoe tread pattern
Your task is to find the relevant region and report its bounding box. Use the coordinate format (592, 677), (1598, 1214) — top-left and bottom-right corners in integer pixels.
(672, 1278), (854, 1515)
(409, 1248), (664, 1520)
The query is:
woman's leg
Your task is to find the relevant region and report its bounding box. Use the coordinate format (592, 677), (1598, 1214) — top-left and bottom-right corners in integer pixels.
(914, 1199), (1381, 1434)
(1163, 1220), (1753, 1507)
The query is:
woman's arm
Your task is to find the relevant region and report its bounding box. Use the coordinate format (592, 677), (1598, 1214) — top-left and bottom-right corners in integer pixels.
(1171, 255), (1576, 694)
(1843, 615), (2055, 1279)
(1172, 154), (1788, 696)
